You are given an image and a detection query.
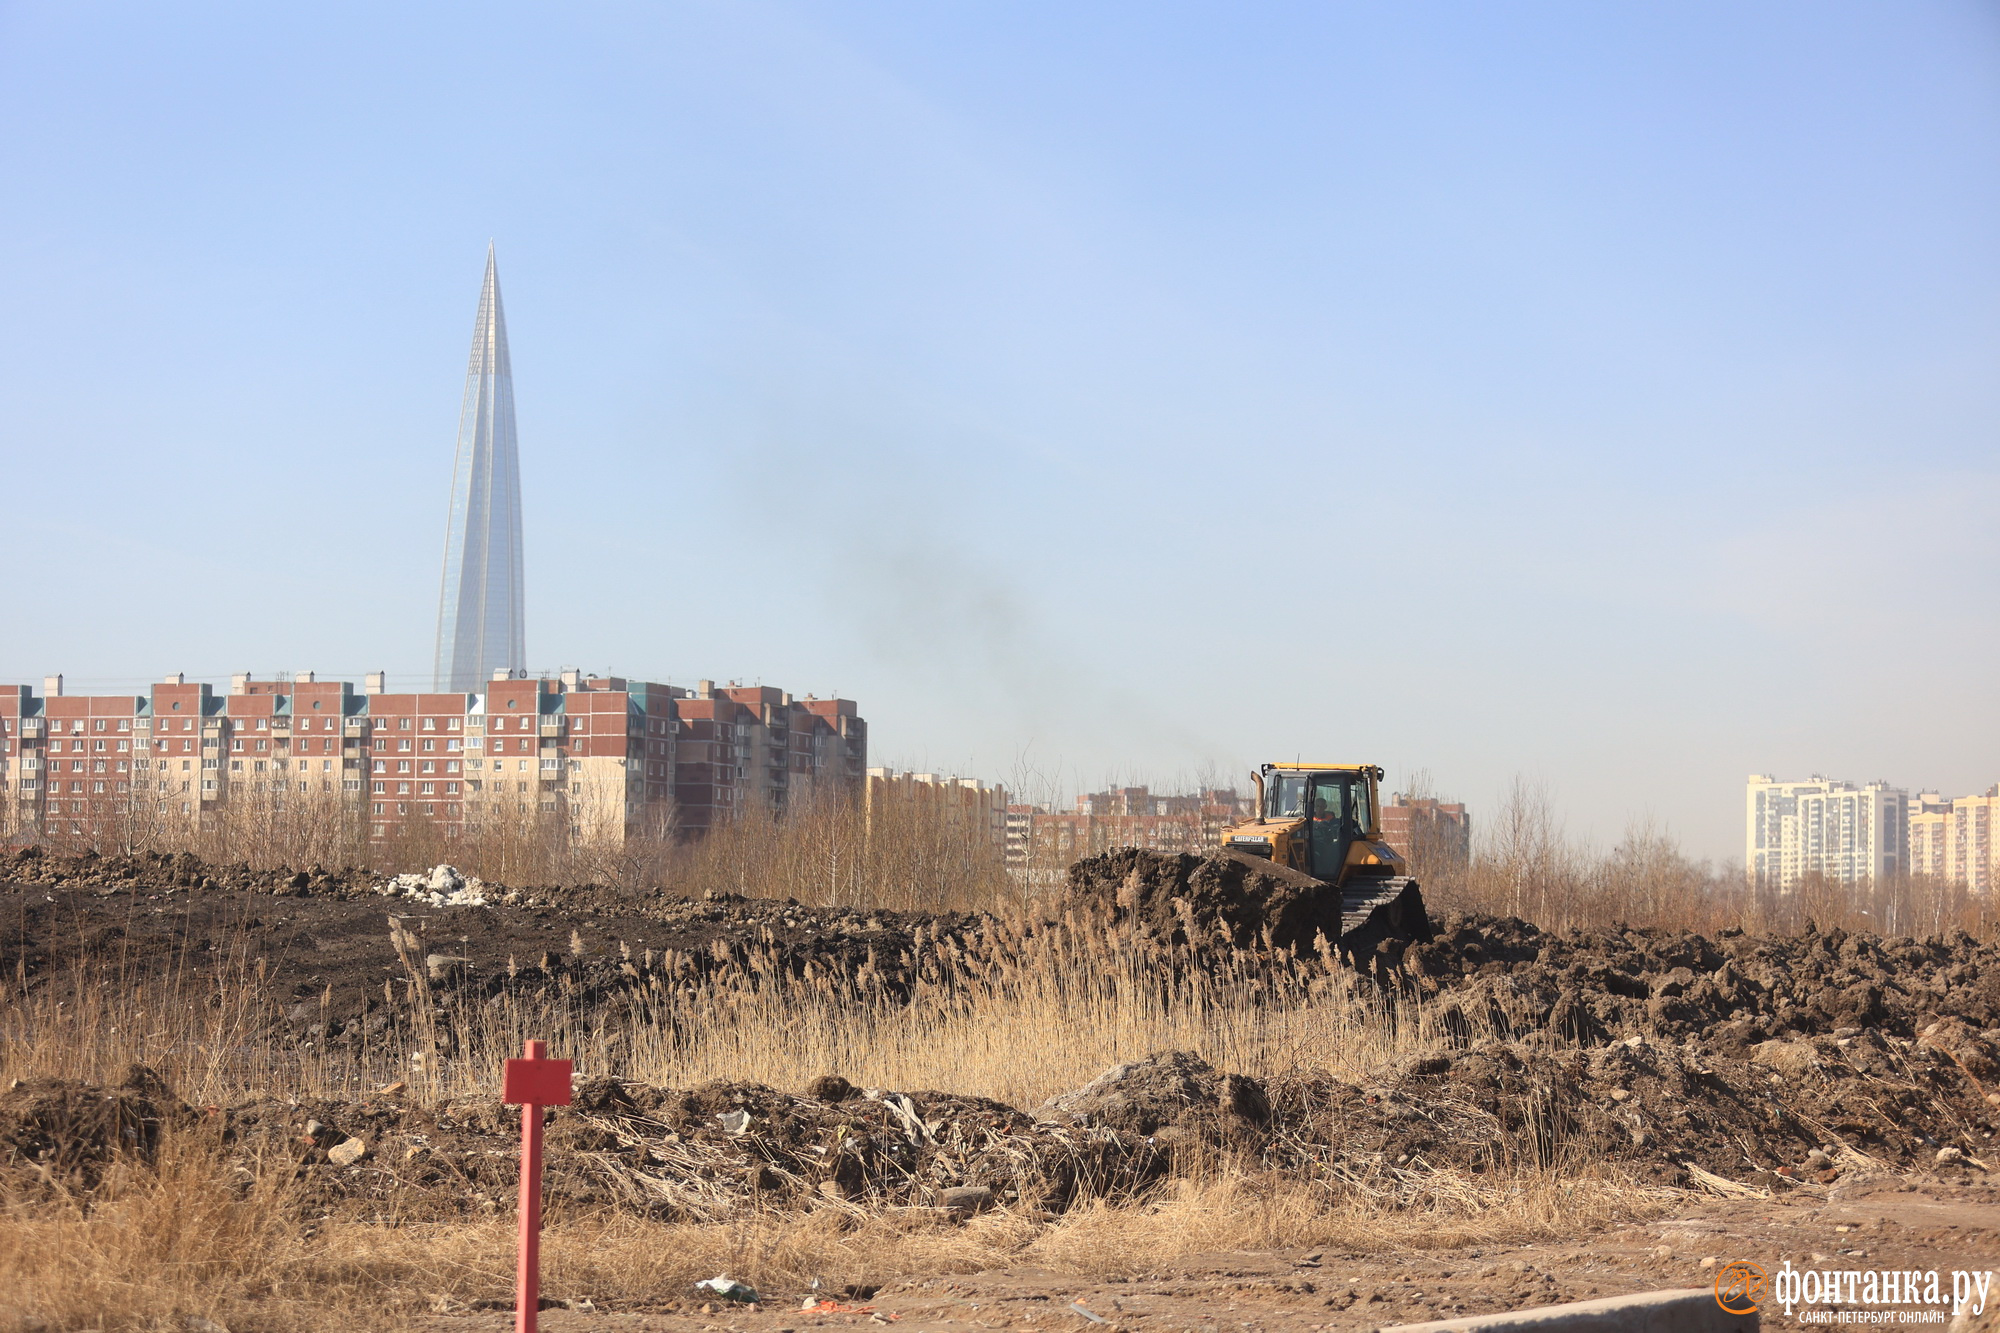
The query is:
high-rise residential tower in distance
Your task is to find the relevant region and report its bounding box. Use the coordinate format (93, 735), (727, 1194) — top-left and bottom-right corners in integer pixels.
(434, 245), (527, 691)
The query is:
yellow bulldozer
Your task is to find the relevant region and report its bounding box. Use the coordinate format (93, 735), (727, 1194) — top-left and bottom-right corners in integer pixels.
(1219, 763), (1435, 967)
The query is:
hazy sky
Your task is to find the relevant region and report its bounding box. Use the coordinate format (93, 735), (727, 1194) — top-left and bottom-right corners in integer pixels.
(3, 2), (1997, 860)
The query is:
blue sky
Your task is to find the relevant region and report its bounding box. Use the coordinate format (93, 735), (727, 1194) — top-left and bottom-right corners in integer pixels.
(2, 2), (1996, 859)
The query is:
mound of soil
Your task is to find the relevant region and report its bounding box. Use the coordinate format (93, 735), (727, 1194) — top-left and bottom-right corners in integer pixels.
(0, 849), (990, 1047)
(1061, 848), (1343, 955)
(6, 849), (2000, 1208)
(0, 1065), (193, 1187)
(1040, 1050), (1271, 1141)
(1407, 913), (2000, 1045)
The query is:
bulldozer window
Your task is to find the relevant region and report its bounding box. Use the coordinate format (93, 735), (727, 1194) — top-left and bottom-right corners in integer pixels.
(1308, 776), (1350, 825)
(1267, 774), (1309, 819)
(1308, 775), (1355, 878)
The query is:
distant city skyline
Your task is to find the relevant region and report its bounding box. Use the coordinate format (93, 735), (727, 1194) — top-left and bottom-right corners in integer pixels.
(434, 246), (527, 692)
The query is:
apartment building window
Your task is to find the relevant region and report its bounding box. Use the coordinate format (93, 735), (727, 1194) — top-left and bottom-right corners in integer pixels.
(448, 718), (461, 731)
(422, 739), (434, 752)
(397, 782), (411, 795)
(230, 761), (242, 772)
(399, 717), (411, 730)
(202, 779), (216, 791)
(95, 720), (106, 731)
(93, 740), (105, 752)
(398, 760), (412, 774)
(399, 739), (411, 752)
(422, 717), (436, 730)
(202, 758), (216, 770)
(445, 782), (459, 794)
(373, 781), (385, 794)
(420, 782), (435, 794)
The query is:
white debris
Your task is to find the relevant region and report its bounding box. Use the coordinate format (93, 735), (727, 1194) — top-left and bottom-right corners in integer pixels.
(376, 864), (488, 908)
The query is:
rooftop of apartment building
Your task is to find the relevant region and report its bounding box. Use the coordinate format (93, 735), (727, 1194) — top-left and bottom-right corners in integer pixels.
(2, 671), (858, 722)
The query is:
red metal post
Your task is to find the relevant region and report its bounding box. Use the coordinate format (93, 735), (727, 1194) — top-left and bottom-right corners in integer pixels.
(517, 1038), (546, 1333)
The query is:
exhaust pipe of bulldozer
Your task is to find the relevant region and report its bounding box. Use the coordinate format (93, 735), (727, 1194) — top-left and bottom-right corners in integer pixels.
(1251, 769), (1265, 822)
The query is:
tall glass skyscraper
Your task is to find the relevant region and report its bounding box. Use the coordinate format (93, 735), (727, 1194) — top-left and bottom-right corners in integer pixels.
(434, 245), (527, 691)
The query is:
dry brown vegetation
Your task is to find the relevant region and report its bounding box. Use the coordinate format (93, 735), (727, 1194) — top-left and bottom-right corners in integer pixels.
(0, 876), (1679, 1331)
(1411, 777), (1992, 939)
(15, 781), (1017, 915)
(6, 780), (1993, 1332)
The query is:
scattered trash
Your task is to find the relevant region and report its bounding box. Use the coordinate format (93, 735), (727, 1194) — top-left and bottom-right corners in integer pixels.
(715, 1109), (751, 1135)
(377, 865), (487, 908)
(426, 954), (471, 982)
(939, 1185), (992, 1216)
(695, 1276), (758, 1304)
(1069, 1301), (1108, 1324)
(802, 1300), (879, 1315)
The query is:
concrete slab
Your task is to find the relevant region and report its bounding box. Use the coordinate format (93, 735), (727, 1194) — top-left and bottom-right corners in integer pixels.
(1374, 1287), (1756, 1332)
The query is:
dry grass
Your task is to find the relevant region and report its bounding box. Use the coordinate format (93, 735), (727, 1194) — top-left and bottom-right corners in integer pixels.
(0, 1148), (1678, 1333)
(0, 898), (1690, 1332)
(2, 912), (1439, 1110)
(1416, 777), (1994, 938)
(12, 781), (1018, 913)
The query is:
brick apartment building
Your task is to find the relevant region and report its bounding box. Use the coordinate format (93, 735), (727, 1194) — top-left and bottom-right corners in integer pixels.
(1380, 795), (1472, 867)
(1004, 786), (1249, 885)
(0, 671), (864, 845)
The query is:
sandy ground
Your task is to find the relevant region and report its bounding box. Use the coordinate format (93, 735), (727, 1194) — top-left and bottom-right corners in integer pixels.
(414, 1179), (2000, 1332)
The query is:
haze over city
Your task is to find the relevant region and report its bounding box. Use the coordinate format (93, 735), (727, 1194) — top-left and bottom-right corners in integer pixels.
(3, 2), (1997, 860)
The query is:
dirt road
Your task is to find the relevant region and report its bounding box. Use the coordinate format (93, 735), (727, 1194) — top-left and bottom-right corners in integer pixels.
(413, 1182), (2000, 1331)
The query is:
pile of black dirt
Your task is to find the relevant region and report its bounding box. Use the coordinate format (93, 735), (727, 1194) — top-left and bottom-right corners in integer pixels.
(0, 1064), (195, 1189)
(1060, 848), (1344, 955)
(1406, 913), (2000, 1045)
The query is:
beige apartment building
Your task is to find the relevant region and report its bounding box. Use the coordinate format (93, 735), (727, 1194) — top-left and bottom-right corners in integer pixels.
(1907, 787), (2000, 892)
(1745, 774), (1909, 891)
(863, 768), (1010, 847)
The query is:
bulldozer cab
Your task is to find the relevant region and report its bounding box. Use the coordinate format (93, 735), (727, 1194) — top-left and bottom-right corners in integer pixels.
(1263, 768), (1372, 881)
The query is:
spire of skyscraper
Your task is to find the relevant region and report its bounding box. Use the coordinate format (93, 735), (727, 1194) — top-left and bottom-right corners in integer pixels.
(434, 244), (527, 692)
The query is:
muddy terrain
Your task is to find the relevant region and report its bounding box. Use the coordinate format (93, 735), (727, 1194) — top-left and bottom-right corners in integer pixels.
(5, 847), (1999, 1211)
(7, 847), (2000, 1328)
